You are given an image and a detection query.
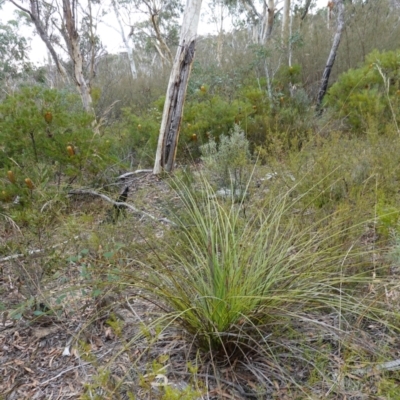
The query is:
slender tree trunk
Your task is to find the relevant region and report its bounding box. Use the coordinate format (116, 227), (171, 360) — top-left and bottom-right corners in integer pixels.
(112, 0), (137, 79)
(153, 0), (203, 174)
(266, 0), (275, 39)
(11, 0), (95, 114)
(316, 0), (345, 113)
(216, 2), (224, 66)
(150, 13), (173, 65)
(62, 0), (93, 113)
(281, 0), (290, 42)
(300, 0), (312, 20)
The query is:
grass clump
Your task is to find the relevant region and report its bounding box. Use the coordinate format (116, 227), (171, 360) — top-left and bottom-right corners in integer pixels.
(128, 172), (393, 393)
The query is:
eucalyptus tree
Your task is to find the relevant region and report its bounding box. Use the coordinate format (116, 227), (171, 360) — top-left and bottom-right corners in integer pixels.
(206, 0), (227, 66)
(0, 18), (30, 81)
(239, 0), (275, 44)
(8, 0), (105, 114)
(111, 0), (137, 79)
(130, 0), (182, 68)
(299, 0), (312, 20)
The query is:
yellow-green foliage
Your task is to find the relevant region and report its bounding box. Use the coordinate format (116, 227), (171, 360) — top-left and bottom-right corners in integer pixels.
(280, 130), (400, 209)
(110, 105), (161, 167)
(325, 49), (400, 132)
(181, 94), (252, 145)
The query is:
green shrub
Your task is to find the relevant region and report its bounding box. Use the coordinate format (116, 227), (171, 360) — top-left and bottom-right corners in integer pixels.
(199, 124), (251, 191)
(0, 86), (118, 183)
(180, 94), (252, 154)
(109, 105), (161, 168)
(325, 49), (400, 132)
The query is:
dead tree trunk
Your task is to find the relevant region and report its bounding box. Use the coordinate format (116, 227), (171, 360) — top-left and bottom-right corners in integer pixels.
(316, 0), (345, 114)
(153, 0), (202, 174)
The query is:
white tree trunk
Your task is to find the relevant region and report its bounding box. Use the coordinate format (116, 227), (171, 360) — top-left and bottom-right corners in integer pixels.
(112, 0), (137, 79)
(11, 0), (95, 114)
(63, 0), (94, 114)
(281, 0), (290, 42)
(153, 0), (203, 174)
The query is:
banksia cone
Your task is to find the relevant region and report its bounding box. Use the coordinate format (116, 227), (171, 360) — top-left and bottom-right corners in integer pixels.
(25, 178), (34, 190)
(7, 170), (15, 184)
(44, 111), (53, 124)
(67, 145), (75, 156)
(191, 133), (197, 142)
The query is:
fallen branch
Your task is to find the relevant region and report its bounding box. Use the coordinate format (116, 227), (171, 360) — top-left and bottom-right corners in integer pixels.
(353, 358), (400, 376)
(67, 189), (176, 226)
(0, 235), (80, 263)
(117, 169), (153, 180)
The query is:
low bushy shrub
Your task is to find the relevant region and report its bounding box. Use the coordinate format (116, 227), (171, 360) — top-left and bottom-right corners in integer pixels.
(199, 124), (251, 191)
(325, 49), (400, 133)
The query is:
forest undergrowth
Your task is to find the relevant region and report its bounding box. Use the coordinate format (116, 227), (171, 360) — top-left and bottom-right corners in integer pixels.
(1, 48), (400, 399)
(2, 123), (400, 399)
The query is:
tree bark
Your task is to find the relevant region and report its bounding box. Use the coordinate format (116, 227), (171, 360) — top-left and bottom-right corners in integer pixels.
(153, 0), (202, 174)
(140, 0), (174, 66)
(316, 0), (345, 113)
(241, 0), (274, 44)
